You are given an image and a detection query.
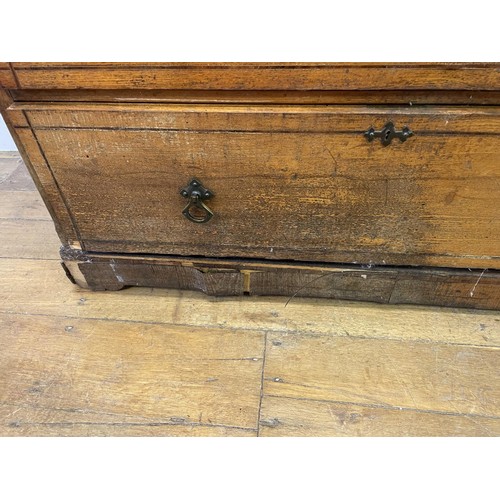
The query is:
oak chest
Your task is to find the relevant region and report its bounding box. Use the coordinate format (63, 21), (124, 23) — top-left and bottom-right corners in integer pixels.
(1, 63), (499, 309)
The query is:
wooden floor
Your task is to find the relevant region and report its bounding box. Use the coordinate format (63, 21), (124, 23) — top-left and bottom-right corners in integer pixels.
(0, 152), (499, 436)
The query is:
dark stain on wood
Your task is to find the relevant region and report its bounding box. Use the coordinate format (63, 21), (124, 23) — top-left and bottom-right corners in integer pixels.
(62, 249), (500, 310)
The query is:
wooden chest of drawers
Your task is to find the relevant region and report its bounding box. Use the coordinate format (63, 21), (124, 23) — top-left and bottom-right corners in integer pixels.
(1, 63), (499, 309)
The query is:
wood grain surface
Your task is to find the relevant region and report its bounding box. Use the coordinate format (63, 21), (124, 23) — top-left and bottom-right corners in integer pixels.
(0, 154), (499, 436)
(2, 66), (500, 307)
(0, 219), (60, 259)
(6, 63), (500, 90)
(59, 252), (500, 309)
(0, 67), (16, 88)
(263, 333), (500, 415)
(15, 103), (499, 269)
(0, 191), (51, 220)
(259, 397), (500, 437)
(16, 102), (500, 132)
(0, 314), (263, 436)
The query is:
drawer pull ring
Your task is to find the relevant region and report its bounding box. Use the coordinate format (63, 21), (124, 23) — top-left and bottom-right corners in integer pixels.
(180, 178), (214, 223)
(364, 121), (413, 146)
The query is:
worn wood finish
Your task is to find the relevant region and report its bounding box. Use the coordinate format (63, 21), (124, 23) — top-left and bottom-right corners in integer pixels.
(7, 63), (500, 90)
(16, 103), (500, 269)
(259, 397), (500, 437)
(0, 170), (500, 309)
(1, 153), (500, 437)
(0, 66), (16, 88)
(249, 264), (500, 309)
(263, 333), (500, 416)
(0, 313), (263, 436)
(0, 89), (13, 111)
(15, 102), (500, 132)
(57, 251), (500, 310)
(0, 417), (254, 437)
(1, 64), (500, 309)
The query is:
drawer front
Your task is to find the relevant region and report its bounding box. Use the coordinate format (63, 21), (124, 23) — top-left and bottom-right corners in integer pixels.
(20, 103), (500, 269)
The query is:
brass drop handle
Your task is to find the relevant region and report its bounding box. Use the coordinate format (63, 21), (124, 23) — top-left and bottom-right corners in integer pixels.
(180, 178), (214, 223)
(364, 121), (414, 146)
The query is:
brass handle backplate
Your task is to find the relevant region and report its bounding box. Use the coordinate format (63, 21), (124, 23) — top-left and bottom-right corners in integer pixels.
(180, 178), (214, 223)
(364, 121), (414, 146)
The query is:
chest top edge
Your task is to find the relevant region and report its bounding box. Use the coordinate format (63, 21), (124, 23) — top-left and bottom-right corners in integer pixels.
(1, 62), (500, 92)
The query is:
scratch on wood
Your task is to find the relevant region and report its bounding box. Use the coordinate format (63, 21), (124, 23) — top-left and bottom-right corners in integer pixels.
(284, 271), (341, 307)
(470, 269), (487, 297)
(110, 259), (125, 283)
(447, 400), (493, 437)
(444, 189), (458, 205)
(325, 146), (338, 176)
(259, 417), (281, 428)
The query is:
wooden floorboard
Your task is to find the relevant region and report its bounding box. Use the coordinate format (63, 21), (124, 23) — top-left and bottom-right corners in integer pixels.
(0, 157), (36, 191)
(0, 156), (21, 184)
(0, 313), (262, 436)
(0, 418), (255, 437)
(0, 191), (51, 220)
(263, 332), (500, 416)
(259, 396), (500, 437)
(0, 220), (60, 259)
(0, 154), (499, 436)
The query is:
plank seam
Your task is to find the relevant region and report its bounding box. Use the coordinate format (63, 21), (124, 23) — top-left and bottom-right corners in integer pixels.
(4, 420), (257, 433)
(13, 64), (500, 70)
(263, 394), (500, 420)
(256, 332), (268, 437)
(24, 126), (500, 136)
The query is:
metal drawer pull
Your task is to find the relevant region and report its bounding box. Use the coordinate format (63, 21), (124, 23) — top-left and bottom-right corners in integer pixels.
(364, 121), (414, 146)
(180, 178), (214, 223)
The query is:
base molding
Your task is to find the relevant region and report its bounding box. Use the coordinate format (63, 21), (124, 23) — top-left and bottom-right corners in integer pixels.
(60, 247), (500, 310)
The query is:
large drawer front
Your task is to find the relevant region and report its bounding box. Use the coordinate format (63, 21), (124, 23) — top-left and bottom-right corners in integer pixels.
(19, 103), (500, 269)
